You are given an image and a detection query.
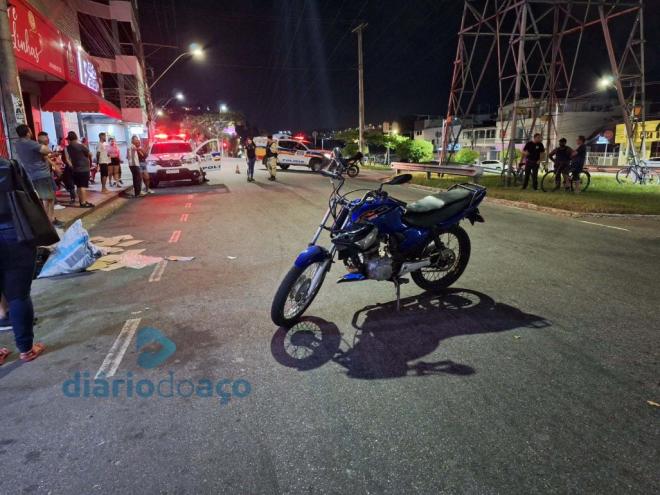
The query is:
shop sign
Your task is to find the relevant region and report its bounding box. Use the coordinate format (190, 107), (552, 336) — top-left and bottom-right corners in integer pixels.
(7, 0), (66, 79)
(77, 50), (101, 93)
(11, 94), (26, 124)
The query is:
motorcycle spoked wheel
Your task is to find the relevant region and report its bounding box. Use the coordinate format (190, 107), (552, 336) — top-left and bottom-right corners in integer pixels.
(411, 225), (471, 292)
(271, 261), (328, 327)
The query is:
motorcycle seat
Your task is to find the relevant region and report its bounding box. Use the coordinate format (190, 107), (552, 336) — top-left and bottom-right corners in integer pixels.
(403, 189), (473, 227)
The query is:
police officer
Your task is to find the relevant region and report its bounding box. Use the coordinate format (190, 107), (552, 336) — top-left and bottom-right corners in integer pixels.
(522, 133), (545, 190)
(265, 135), (278, 181)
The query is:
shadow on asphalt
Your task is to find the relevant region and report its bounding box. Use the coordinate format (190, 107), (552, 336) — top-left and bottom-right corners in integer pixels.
(270, 289), (550, 379)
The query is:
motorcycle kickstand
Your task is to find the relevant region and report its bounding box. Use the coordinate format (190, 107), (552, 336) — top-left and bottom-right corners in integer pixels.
(393, 278), (408, 311)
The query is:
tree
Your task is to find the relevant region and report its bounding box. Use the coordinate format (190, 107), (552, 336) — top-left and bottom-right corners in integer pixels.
(454, 148), (480, 164)
(396, 138), (434, 163)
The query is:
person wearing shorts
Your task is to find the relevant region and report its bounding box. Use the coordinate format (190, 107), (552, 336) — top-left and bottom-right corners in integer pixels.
(64, 132), (94, 207)
(96, 132), (111, 193)
(108, 137), (123, 186)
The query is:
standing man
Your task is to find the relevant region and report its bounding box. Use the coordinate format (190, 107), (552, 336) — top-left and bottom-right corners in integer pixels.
(108, 137), (123, 187)
(64, 132), (94, 208)
(96, 132), (111, 193)
(570, 136), (587, 194)
(548, 138), (573, 191)
(14, 125), (58, 225)
(265, 135), (278, 181)
(521, 133), (545, 190)
(245, 137), (257, 182)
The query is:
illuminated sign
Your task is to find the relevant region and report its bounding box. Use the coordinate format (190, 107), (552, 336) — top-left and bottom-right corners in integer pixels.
(77, 49), (100, 93)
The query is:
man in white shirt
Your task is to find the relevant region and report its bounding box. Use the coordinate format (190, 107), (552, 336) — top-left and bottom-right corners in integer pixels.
(96, 132), (111, 193)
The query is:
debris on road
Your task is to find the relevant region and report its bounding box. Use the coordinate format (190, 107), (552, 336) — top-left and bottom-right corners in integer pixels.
(227, 256), (237, 260)
(647, 400), (660, 408)
(39, 220), (102, 278)
(166, 256), (195, 261)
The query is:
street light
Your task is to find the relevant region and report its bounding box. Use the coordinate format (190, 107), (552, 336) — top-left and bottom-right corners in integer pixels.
(598, 75), (615, 90)
(149, 43), (205, 90)
(219, 103), (228, 113)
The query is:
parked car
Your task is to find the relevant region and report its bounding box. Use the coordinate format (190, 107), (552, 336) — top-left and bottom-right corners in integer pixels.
(146, 137), (221, 187)
(476, 159), (504, 172)
(276, 139), (330, 172)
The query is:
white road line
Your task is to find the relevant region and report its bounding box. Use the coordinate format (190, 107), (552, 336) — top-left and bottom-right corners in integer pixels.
(148, 260), (168, 282)
(580, 221), (630, 232)
(95, 318), (141, 378)
(180, 213), (189, 222)
(187, 194), (195, 199)
(168, 230), (181, 243)
(184, 202), (192, 208)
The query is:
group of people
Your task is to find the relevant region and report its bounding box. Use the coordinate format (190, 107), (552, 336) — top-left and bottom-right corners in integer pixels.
(243, 135), (279, 182)
(521, 134), (587, 192)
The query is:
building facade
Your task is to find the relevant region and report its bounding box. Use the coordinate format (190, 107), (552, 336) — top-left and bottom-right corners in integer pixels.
(1, 0), (148, 158)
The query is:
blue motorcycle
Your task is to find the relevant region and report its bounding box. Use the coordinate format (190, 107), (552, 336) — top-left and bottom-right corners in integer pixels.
(271, 153), (487, 327)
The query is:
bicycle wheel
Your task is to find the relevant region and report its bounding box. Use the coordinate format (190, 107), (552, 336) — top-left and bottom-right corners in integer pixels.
(571, 171), (591, 192)
(616, 166), (637, 185)
(541, 171), (558, 192)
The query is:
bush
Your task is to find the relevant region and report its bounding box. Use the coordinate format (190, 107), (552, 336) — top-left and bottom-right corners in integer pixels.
(500, 148), (522, 164)
(454, 148), (480, 164)
(396, 139), (434, 163)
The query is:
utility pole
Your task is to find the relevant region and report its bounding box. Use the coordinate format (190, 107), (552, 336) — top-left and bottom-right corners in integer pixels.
(0, 0), (26, 157)
(352, 23), (367, 153)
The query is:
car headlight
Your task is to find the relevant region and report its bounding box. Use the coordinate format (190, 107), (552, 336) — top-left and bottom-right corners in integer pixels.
(323, 152), (332, 159)
(146, 160), (157, 167)
(182, 157), (196, 164)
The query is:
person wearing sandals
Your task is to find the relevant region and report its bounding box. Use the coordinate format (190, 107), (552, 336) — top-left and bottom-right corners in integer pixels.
(108, 137), (123, 187)
(0, 157), (46, 364)
(63, 132), (95, 208)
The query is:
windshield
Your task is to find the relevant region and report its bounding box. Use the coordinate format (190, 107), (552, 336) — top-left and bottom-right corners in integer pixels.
(150, 142), (192, 154)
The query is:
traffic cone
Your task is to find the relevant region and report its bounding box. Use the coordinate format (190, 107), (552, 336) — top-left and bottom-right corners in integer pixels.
(235, 164), (240, 174)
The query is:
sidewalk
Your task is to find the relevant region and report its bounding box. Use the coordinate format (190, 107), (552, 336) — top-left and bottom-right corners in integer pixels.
(54, 165), (133, 227)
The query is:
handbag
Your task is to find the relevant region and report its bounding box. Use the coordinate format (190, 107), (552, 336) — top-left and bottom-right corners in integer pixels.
(6, 159), (60, 246)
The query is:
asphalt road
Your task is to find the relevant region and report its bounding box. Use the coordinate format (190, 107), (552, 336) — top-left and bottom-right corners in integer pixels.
(1, 160), (658, 494)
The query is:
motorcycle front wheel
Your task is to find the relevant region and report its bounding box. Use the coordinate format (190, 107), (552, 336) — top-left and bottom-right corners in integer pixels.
(271, 261), (327, 327)
(411, 225), (471, 292)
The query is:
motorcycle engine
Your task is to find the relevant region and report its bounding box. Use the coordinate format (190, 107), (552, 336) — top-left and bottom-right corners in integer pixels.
(364, 250), (393, 281)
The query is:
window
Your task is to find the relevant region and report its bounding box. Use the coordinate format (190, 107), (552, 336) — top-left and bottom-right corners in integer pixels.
(294, 143), (307, 151)
(278, 140), (295, 150)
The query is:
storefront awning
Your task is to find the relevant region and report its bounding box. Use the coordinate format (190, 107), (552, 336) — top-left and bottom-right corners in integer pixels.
(40, 82), (122, 120)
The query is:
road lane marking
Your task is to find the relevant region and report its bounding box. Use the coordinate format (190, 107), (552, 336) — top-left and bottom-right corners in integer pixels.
(184, 202), (192, 208)
(168, 230), (181, 243)
(580, 221), (630, 232)
(180, 213), (189, 222)
(148, 260), (168, 282)
(187, 194), (194, 199)
(95, 318), (141, 378)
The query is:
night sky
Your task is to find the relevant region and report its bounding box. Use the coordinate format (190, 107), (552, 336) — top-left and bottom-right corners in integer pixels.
(139, 0), (660, 132)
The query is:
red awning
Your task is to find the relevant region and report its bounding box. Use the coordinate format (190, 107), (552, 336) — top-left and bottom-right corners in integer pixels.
(40, 82), (122, 119)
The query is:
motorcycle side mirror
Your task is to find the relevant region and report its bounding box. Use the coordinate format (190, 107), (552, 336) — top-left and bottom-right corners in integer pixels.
(382, 173), (412, 186)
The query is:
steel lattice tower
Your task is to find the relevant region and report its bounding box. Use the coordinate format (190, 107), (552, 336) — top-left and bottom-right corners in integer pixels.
(440, 0), (646, 170)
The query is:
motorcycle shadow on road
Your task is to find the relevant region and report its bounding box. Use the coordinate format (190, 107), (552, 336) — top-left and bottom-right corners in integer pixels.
(270, 289), (550, 379)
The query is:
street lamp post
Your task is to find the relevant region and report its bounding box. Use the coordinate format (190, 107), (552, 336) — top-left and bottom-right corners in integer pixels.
(149, 44), (204, 90)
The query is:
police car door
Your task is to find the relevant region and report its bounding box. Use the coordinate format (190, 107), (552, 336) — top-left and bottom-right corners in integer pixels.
(277, 140), (295, 165)
(194, 139), (222, 171)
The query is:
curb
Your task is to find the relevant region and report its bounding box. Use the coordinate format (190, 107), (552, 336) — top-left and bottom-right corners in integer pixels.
(61, 186), (132, 228)
(406, 184), (660, 219)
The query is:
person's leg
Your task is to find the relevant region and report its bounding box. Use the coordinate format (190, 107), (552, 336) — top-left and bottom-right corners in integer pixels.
(0, 226), (40, 356)
(130, 166), (141, 196)
(572, 169), (581, 193)
(522, 164), (531, 189)
(141, 169), (150, 192)
(0, 293), (9, 326)
(251, 159), (256, 179)
(531, 163), (539, 190)
(100, 163), (109, 192)
(78, 186), (87, 205)
(116, 161), (123, 183)
(42, 199), (54, 222)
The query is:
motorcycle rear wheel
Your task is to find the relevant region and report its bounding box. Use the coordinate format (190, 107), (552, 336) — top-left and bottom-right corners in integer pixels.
(271, 262), (327, 327)
(411, 225), (471, 292)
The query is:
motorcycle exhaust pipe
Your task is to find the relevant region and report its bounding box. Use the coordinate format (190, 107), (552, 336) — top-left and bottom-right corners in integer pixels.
(398, 259), (432, 277)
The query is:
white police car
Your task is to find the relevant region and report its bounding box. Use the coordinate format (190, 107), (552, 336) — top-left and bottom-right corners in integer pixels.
(146, 136), (221, 187)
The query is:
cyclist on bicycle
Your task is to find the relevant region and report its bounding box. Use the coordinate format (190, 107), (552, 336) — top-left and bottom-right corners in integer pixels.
(548, 138), (573, 191)
(570, 136), (587, 194)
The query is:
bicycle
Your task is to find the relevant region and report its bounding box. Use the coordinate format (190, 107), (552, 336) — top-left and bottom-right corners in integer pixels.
(616, 160), (657, 185)
(541, 165), (591, 192)
(500, 162), (525, 186)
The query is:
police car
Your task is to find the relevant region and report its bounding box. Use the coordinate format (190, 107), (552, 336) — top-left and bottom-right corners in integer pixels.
(146, 135), (222, 187)
(254, 137), (330, 172)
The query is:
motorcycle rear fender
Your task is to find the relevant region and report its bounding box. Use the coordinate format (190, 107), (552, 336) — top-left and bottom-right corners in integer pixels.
(294, 245), (331, 269)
